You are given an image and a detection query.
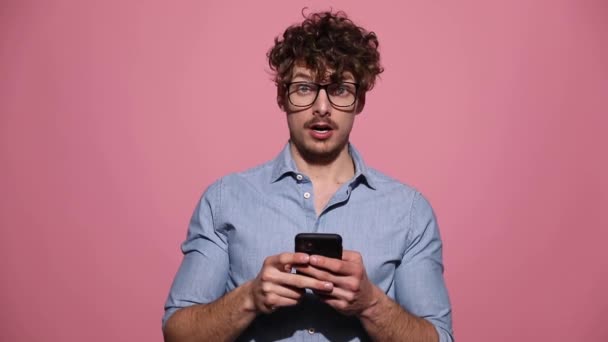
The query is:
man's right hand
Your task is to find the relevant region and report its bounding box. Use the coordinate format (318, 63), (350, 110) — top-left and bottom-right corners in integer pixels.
(249, 252), (334, 314)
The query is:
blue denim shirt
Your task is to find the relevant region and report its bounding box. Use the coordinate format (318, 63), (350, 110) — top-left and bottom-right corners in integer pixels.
(164, 143), (453, 341)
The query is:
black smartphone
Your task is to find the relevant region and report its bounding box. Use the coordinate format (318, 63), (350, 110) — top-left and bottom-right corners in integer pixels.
(295, 233), (343, 259)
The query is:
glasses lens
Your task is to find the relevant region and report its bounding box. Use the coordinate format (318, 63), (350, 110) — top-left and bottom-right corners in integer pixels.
(327, 83), (357, 107)
(287, 82), (358, 107)
(288, 83), (319, 107)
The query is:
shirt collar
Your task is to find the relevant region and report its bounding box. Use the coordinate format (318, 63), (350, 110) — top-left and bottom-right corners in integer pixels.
(270, 142), (376, 190)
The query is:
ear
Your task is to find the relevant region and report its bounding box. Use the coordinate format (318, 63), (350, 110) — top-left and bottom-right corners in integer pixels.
(355, 93), (366, 114)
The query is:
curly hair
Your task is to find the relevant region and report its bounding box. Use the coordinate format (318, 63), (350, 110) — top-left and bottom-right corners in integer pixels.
(268, 10), (383, 100)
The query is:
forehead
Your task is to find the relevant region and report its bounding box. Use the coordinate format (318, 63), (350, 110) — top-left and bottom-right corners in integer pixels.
(290, 65), (355, 82)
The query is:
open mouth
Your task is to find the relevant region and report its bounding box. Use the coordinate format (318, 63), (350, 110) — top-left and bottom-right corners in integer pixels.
(310, 124), (333, 133)
(312, 127), (331, 133)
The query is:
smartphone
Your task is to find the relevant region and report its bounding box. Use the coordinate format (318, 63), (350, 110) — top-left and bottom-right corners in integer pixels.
(295, 233), (343, 259)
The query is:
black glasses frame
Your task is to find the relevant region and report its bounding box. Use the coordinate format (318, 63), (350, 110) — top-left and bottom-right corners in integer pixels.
(285, 81), (360, 108)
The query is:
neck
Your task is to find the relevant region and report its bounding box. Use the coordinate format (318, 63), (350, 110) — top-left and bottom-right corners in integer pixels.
(290, 142), (355, 184)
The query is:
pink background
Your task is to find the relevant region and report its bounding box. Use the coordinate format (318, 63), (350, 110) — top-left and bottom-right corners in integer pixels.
(1, 1), (607, 341)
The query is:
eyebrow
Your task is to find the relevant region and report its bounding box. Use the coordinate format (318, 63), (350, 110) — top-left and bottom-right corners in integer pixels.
(291, 72), (313, 81)
(291, 71), (356, 83)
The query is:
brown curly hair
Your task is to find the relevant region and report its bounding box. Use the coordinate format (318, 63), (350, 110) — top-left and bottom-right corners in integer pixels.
(268, 10), (383, 102)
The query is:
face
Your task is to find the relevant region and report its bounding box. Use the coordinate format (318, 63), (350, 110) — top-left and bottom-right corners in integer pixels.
(282, 65), (364, 164)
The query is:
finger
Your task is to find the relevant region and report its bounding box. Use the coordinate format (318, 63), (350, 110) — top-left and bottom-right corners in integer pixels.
(341, 250), (363, 262)
(322, 286), (356, 303)
(259, 293), (300, 313)
(272, 297), (299, 308)
(294, 265), (337, 283)
(316, 285), (364, 315)
(280, 272), (334, 292)
(261, 265), (333, 291)
(296, 264), (366, 293)
(279, 252), (311, 266)
(319, 296), (350, 313)
(264, 252), (310, 269)
(309, 255), (358, 275)
(260, 281), (305, 300)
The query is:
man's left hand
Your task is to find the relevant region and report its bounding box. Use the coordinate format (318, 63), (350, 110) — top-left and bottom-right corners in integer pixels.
(295, 250), (381, 316)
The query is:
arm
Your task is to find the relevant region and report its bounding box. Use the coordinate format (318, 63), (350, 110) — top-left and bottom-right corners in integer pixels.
(301, 252), (439, 342)
(297, 193), (453, 341)
(163, 181), (334, 341)
(163, 282), (256, 342)
(164, 253), (333, 342)
(359, 284), (439, 341)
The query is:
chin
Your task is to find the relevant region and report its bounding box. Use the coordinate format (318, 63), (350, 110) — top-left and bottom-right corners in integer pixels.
(298, 140), (348, 163)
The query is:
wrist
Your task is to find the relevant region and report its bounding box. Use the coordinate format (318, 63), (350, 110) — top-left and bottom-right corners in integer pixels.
(239, 281), (257, 314)
(359, 285), (386, 321)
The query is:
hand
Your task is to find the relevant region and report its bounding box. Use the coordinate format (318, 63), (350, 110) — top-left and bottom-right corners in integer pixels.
(295, 250), (379, 316)
(249, 252), (334, 314)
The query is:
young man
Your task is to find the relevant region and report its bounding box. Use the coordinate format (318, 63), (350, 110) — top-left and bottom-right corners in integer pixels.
(163, 11), (453, 342)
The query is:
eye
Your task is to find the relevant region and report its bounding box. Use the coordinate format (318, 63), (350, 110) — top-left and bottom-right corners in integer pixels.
(336, 86), (348, 95)
(329, 83), (356, 97)
(294, 83), (315, 94)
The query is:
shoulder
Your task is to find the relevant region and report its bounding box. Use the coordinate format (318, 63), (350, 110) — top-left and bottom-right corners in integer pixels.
(364, 167), (436, 215)
(201, 158), (276, 198)
(366, 167), (420, 198)
(225, 158), (275, 187)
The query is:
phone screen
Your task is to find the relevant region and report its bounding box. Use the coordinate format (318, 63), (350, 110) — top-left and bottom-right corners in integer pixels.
(295, 233), (343, 259)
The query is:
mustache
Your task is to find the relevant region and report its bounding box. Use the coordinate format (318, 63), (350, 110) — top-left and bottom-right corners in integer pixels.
(305, 118), (338, 129)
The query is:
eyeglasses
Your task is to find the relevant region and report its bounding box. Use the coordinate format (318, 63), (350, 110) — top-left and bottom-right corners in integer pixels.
(286, 82), (359, 108)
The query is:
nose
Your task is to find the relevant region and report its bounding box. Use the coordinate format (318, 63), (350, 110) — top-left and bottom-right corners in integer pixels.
(312, 88), (331, 117)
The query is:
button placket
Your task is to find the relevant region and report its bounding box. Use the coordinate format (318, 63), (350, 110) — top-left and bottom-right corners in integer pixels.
(295, 175), (316, 222)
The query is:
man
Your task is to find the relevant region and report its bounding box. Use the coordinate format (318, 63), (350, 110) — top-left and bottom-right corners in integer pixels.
(163, 11), (453, 342)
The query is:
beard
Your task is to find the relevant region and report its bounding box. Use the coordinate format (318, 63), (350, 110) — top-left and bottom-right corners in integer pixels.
(289, 129), (350, 166)
(286, 110), (354, 165)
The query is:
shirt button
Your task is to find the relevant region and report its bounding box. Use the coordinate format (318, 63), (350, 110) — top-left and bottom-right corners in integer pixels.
(303, 192), (311, 199)
(307, 328), (315, 334)
(296, 174), (303, 181)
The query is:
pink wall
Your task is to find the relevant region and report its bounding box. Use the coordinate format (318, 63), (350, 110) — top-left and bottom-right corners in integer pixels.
(1, 1), (606, 341)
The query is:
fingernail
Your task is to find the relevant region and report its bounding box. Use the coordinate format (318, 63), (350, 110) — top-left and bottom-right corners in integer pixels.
(324, 282), (332, 289)
(310, 256), (318, 263)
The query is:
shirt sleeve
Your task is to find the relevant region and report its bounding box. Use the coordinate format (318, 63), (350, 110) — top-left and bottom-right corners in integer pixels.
(394, 192), (454, 342)
(162, 179), (229, 328)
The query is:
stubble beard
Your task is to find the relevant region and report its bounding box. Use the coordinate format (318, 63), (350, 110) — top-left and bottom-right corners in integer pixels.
(290, 132), (350, 166)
